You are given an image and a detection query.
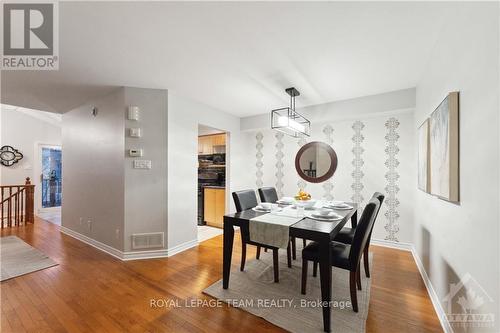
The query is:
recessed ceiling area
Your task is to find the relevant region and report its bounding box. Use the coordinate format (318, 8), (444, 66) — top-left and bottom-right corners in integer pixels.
(1, 2), (451, 116)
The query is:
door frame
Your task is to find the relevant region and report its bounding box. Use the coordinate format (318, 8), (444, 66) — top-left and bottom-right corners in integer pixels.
(34, 142), (62, 214)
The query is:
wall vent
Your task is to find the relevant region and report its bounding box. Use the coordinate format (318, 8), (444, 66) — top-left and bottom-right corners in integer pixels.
(131, 232), (164, 250)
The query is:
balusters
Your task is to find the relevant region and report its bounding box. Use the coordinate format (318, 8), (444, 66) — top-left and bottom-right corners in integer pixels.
(0, 177), (35, 227)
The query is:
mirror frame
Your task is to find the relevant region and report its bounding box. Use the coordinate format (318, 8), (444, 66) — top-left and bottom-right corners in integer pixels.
(295, 141), (338, 183)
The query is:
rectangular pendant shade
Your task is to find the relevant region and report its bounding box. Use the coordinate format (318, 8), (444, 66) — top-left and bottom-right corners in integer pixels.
(271, 107), (310, 138)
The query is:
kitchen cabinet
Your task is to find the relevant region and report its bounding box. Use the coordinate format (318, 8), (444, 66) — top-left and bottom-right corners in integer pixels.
(204, 187), (225, 228)
(198, 134), (226, 155)
(212, 134), (226, 146)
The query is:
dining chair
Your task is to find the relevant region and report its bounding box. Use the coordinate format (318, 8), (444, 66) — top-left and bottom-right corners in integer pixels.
(300, 197), (380, 312)
(258, 187), (279, 203)
(333, 192), (385, 278)
(232, 190), (291, 282)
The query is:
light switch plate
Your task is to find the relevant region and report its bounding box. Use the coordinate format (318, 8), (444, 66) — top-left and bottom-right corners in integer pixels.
(129, 128), (141, 137)
(133, 160), (151, 169)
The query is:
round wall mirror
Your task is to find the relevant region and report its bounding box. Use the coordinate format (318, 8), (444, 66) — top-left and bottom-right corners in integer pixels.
(295, 141), (338, 183)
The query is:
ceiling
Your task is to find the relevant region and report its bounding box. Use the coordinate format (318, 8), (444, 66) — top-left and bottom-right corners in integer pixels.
(1, 2), (450, 116)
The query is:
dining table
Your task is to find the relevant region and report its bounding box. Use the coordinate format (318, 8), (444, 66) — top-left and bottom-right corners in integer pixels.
(222, 201), (358, 333)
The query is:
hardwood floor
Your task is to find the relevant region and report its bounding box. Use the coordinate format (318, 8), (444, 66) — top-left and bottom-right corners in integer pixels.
(1, 218), (442, 333)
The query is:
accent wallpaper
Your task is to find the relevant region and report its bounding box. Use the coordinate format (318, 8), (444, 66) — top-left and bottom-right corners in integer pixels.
(252, 112), (414, 243)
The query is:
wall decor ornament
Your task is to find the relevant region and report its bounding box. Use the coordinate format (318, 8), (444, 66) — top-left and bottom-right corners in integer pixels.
(429, 92), (459, 202)
(351, 121), (365, 207)
(0, 146), (24, 167)
(295, 141), (338, 184)
(255, 132), (264, 187)
(323, 125), (335, 200)
(275, 131), (285, 197)
(384, 117), (401, 242)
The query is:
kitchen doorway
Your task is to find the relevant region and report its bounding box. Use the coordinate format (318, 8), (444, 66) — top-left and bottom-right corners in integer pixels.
(197, 124), (226, 242)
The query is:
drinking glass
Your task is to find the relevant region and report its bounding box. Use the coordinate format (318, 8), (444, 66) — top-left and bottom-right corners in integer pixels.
(296, 206), (305, 218)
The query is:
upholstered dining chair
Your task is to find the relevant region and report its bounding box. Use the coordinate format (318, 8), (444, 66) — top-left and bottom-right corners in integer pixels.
(257, 186), (306, 260)
(300, 197), (380, 312)
(258, 187), (279, 203)
(333, 192), (385, 278)
(232, 190), (291, 283)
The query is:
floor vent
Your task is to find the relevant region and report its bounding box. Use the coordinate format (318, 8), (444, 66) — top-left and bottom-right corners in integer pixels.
(131, 232), (164, 250)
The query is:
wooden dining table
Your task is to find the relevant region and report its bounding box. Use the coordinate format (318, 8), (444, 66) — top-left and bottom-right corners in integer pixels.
(222, 203), (358, 333)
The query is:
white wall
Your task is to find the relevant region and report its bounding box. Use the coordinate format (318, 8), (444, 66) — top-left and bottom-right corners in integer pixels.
(0, 108), (61, 186)
(167, 91), (246, 249)
(62, 88), (126, 250)
(243, 111), (415, 243)
(62, 87), (169, 253)
(414, 2), (499, 331)
(123, 87), (168, 252)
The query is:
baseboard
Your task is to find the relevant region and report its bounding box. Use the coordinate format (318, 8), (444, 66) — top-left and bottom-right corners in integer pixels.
(60, 226), (198, 261)
(166, 239), (199, 257)
(371, 238), (413, 251)
(60, 226), (123, 260)
(122, 249), (169, 261)
(371, 237), (452, 333)
(410, 246), (453, 333)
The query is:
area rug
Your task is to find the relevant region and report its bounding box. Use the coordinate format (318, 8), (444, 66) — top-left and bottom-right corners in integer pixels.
(0, 236), (58, 281)
(204, 244), (372, 333)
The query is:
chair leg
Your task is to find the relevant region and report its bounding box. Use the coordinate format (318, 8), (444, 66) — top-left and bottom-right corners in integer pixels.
(273, 249), (279, 283)
(349, 271), (359, 312)
(302, 238), (306, 247)
(313, 261), (318, 277)
(301, 259), (308, 294)
(256, 246), (261, 259)
(264, 248), (268, 252)
(240, 242), (247, 271)
(356, 266), (362, 291)
(291, 237), (297, 260)
(364, 246), (370, 278)
(287, 243), (292, 268)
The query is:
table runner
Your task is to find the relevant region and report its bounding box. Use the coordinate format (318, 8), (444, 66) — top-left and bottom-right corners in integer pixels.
(249, 201), (349, 248)
(249, 213), (302, 249)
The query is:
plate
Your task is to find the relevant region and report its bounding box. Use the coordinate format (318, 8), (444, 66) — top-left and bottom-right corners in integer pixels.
(309, 215), (342, 221)
(252, 207), (270, 212)
(311, 212), (342, 219)
(325, 204), (353, 210)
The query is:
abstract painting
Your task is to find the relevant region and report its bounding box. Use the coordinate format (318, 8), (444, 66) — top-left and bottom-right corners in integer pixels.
(429, 92), (459, 202)
(417, 119), (430, 192)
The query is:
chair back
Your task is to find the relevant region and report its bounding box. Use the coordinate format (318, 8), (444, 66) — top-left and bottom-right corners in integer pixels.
(372, 192), (385, 217)
(366, 192), (385, 243)
(348, 198), (380, 267)
(232, 190), (258, 212)
(258, 187), (279, 203)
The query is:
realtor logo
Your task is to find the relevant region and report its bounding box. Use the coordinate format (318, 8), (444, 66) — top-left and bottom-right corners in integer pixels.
(2, 2), (59, 69)
(443, 273), (495, 329)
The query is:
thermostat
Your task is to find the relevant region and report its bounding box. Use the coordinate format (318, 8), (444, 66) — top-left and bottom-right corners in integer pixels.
(129, 128), (141, 137)
(128, 106), (140, 121)
(129, 149), (143, 157)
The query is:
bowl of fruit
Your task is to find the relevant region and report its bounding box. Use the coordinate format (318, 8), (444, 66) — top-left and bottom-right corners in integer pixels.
(294, 190), (316, 209)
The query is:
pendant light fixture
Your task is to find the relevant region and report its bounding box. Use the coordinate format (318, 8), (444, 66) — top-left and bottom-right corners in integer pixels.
(271, 87), (310, 137)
